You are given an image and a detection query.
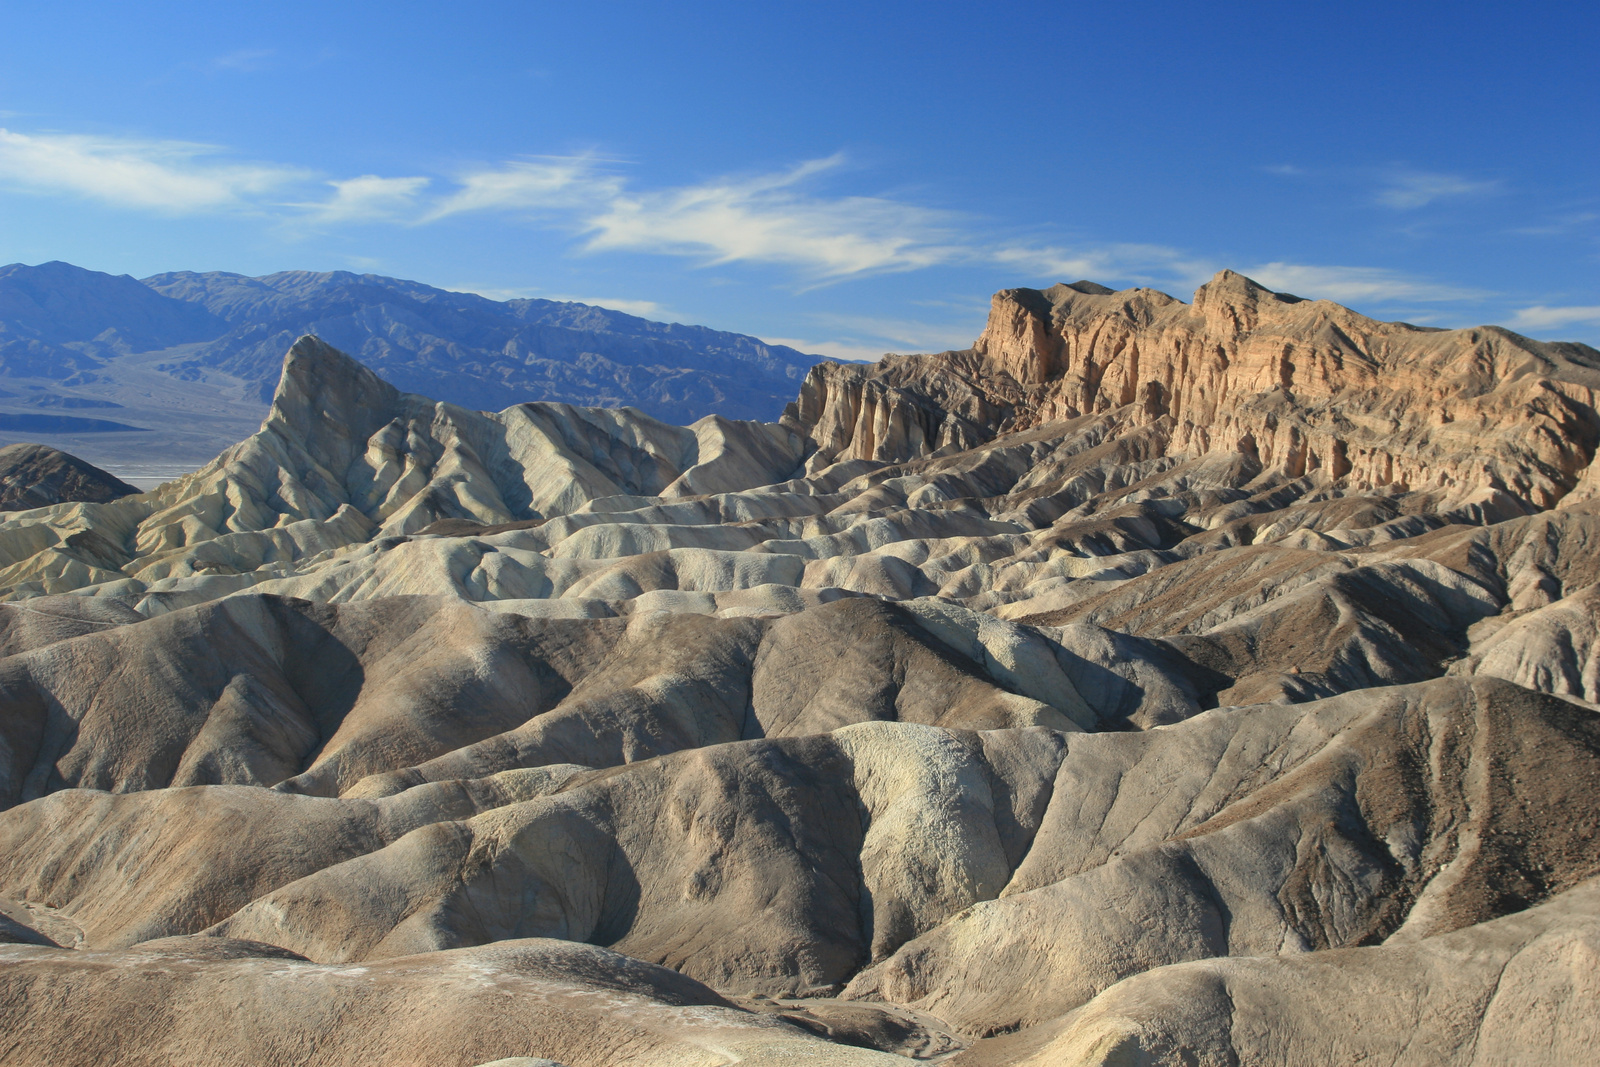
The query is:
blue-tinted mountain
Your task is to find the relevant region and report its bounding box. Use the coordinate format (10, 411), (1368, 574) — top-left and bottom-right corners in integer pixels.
(0, 261), (828, 427)
(141, 268), (826, 421)
(0, 261), (222, 381)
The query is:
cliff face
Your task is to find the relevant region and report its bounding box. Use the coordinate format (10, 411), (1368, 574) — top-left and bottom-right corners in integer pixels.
(784, 350), (1014, 470)
(790, 271), (1600, 510)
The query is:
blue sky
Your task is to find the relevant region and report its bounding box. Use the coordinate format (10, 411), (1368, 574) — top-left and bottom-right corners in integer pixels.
(1, 0), (1597, 357)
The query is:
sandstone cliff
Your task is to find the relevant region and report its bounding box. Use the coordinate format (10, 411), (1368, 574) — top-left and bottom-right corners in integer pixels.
(787, 271), (1600, 510)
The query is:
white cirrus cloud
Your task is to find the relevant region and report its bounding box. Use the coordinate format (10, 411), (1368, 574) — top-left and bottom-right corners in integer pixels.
(547, 296), (664, 317)
(0, 124), (1534, 324)
(1508, 305), (1600, 330)
(1513, 211), (1600, 237)
(296, 174), (431, 223)
(1375, 169), (1501, 210)
(533, 293), (667, 317)
(0, 127), (306, 212)
(763, 337), (888, 362)
(209, 49), (277, 73)
(764, 310), (988, 364)
(804, 311), (980, 353)
(428, 156), (1215, 283)
(1240, 262), (1491, 304)
(422, 157), (619, 221)
(445, 284), (665, 318)
(446, 285), (540, 302)
(576, 156), (963, 278)
(989, 243), (1218, 289)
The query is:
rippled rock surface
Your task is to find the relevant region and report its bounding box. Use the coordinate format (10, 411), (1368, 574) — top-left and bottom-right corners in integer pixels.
(0, 273), (1598, 1065)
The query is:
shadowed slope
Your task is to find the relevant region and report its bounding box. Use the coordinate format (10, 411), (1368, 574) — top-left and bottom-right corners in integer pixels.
(0, 444), (139, 511)
(0, 281), (1596, 1064)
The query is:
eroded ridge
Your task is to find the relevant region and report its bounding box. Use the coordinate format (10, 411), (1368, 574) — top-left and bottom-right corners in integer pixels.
(1, 272), (1598, 1065)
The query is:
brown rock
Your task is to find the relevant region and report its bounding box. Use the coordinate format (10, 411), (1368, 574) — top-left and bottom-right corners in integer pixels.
(0, 443), (139, 511)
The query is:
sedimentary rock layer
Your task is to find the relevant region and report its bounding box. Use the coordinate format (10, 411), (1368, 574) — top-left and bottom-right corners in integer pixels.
(0, 274), (1598, 1064)
(789, 271), (1600, 509)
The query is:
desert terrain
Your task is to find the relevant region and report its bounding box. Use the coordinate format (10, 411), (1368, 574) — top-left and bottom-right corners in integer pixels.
(0, 271), (1597, 1065)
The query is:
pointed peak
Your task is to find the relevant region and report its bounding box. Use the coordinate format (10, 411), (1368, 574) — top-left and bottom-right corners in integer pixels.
(277, 335), (392, 399)
(1193, 269), (1307, 312)
(1198, 268), (1270, 294)
(265, 336), (405, 470)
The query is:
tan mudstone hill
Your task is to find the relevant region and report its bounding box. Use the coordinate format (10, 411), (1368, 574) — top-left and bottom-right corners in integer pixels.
(0, 277), (1598, 1064)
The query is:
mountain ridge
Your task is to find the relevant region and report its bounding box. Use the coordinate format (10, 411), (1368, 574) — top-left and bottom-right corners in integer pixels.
(0, 275), (1599, 1063)
(0, 261), (835, 474)
(141, 266), (828, 416)
(788, 269), (1600, 511)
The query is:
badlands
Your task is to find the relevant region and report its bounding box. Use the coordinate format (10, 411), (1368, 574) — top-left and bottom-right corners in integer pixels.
(0, 270), (1599, 1064)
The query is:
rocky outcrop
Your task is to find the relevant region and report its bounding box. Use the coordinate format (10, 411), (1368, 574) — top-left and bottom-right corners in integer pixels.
(789, 271), (1600, 511)
(0, 443), (138, 510)
(783, 349), (1013, 469)
(0, 335), (810, 598)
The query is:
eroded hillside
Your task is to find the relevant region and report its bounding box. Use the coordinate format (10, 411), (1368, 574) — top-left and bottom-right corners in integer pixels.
(0, 271), (1597, 1066)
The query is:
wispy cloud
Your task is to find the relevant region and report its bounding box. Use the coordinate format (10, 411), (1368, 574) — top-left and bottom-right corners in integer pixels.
(296, 175), (431, 223)
(426, 169), (1499, 311)
(1508, 305), (1600, 330)
(447, 283), (666, 318)
(422, 157), (618, 220)
(0, 124), (1527, 322)
(555, 296), (664, 317)
(1264, 163), (1306, 176)
(0, 127), (305, 212)
(209, 49), (276, 73)
(765, 310), (987, 363)
(0, 129), (977, 283)
(424, 155), (968, 278)
(764, 337), (888, 362)
(578, 156), (962, 278)
(990, 243), (1218, 289)
(449, 285), (541, 302)
(1241, 262), (1490, 304)
(806, 311), (981, 353)
(1375, 169), (1501, 210)
(1513, 211), (1600, 237)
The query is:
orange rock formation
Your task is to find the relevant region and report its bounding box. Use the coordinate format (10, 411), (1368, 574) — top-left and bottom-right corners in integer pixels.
(788, 271), (1600, 510)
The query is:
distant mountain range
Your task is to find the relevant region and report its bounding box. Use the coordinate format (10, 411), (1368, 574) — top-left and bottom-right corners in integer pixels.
(0, 261), (834, 476)
(138, 267), (828, 416)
